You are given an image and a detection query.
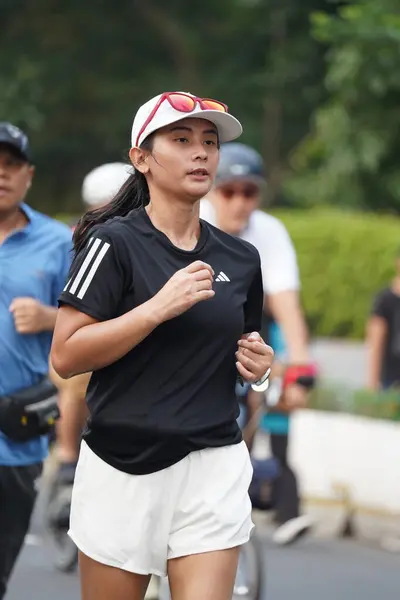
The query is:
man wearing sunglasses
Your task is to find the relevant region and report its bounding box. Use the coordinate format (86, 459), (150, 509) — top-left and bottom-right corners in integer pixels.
(200, 142), (314, 545)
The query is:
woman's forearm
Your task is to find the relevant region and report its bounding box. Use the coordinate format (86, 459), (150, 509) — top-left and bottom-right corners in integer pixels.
(52, 300), (160, 378)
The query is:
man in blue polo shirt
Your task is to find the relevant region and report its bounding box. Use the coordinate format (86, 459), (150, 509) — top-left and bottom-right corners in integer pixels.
(0, 122), (71, 599)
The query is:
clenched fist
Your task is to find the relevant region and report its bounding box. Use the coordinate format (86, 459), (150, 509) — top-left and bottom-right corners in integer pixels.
(151, 261), (215, 323)
(9, 297), (54, 334)
(236, 331), (274, 384)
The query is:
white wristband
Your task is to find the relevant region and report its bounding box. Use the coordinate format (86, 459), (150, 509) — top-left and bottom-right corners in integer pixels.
(251, 368), (271, 393)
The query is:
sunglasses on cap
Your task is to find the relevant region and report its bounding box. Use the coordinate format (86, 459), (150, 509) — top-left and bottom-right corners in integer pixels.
(218, 183), (260, 200)
(135, 92), (228, 147)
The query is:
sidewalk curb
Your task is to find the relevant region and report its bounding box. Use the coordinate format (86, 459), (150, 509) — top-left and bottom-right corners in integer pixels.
(302, 496), (400, 552)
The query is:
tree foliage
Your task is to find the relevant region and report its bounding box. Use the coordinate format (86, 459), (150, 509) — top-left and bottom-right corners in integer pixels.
(286, 0), (400, 213)
(0, 0), (330, 213)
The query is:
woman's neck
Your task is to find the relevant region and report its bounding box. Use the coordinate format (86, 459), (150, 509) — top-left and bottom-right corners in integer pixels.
(145, 193), (201, 251)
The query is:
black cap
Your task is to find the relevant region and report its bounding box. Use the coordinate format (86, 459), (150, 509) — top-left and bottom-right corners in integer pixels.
(0, 122), (31, 162)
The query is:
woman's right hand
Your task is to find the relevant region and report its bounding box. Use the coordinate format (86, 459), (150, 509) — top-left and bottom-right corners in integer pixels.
(150, 261), (215, 323)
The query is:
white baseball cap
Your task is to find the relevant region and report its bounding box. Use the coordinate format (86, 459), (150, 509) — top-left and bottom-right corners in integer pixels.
(131, 92), (243, 148)
(82, 162), (131, 207)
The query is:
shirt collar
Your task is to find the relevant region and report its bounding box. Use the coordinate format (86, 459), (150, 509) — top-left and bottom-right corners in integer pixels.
(18, 203), (36, 235)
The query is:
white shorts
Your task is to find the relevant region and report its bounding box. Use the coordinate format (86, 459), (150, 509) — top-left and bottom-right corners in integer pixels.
(69, 439), (254, 577)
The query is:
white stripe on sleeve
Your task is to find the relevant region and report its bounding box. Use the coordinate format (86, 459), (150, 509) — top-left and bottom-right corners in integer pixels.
(64, 236), (95, 292)
(68, 238), (102, 295)
(77, 242), (111, 299)
(63, 277), (72, 292)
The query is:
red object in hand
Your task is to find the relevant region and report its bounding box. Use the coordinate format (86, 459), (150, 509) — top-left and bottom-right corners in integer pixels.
(283, 363), (318, 389)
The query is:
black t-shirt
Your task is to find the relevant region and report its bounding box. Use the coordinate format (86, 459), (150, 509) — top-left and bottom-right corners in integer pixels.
(371, 287), (400, 386)
(59, 207), (263, 474)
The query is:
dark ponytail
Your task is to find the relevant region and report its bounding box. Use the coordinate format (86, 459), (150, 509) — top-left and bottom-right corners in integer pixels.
(73, 137), (153, 253)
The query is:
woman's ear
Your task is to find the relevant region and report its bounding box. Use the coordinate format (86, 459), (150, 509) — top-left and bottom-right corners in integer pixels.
(129, 147), (150, 174)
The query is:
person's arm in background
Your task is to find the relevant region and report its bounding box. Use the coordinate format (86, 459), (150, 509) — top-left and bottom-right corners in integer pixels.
(9, 236), (72, 334)
(365, 317), (387, 390)
(255, 215), (312, 411)
(365, 290), (389, 391)
(259, 216), (310, 363)
(268, 291), (309, 364)
(9, 298), (59, 333)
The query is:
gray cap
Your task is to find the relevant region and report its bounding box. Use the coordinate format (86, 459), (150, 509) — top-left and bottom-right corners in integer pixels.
(216, 143), (265, 185)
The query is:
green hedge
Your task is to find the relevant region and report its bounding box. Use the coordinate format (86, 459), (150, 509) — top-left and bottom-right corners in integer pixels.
(271, 208), (400, 339)
(309, 384), (400, 422)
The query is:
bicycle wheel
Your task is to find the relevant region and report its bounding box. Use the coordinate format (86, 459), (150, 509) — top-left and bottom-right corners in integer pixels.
(233, 535), (264, 600)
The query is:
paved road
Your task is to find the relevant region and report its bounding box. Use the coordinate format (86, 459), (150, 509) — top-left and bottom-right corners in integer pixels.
(7, 533), (399, 600)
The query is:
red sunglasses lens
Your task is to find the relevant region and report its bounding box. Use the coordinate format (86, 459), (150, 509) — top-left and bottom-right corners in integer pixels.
(202, 99), (227, 112)
(168, 93), (196, 112)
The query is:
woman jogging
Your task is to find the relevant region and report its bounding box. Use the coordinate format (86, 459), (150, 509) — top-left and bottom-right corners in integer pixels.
(51, 91), (273, 600)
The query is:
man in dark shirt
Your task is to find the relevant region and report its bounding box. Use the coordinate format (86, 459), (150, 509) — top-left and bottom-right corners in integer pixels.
(366, 251), (400, 389)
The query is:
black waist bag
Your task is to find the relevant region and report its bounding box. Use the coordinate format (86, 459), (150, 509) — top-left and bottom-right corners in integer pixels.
(0, 378), (59, 442)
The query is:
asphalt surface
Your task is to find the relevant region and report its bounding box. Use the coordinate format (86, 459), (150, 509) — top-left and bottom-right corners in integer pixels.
(7, 532), (400, 600)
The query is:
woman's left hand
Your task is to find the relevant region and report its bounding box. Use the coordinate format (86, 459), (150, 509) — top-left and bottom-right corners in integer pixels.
(236, 332), (274, 384)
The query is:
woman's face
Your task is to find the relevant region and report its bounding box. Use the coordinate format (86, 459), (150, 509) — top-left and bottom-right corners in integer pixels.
(136, 117), (220, 202)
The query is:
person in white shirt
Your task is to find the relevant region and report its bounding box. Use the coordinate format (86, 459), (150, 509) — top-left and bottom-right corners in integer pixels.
(200, 142), (314, 545)
(200, 143), (308, 364)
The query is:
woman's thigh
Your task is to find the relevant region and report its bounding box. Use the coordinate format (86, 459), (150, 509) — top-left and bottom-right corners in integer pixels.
(79, 552), (150, 600)
(167, 547), (240, 600)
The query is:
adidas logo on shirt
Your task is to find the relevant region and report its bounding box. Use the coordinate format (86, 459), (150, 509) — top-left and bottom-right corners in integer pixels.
(215, 271), (230, 282)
